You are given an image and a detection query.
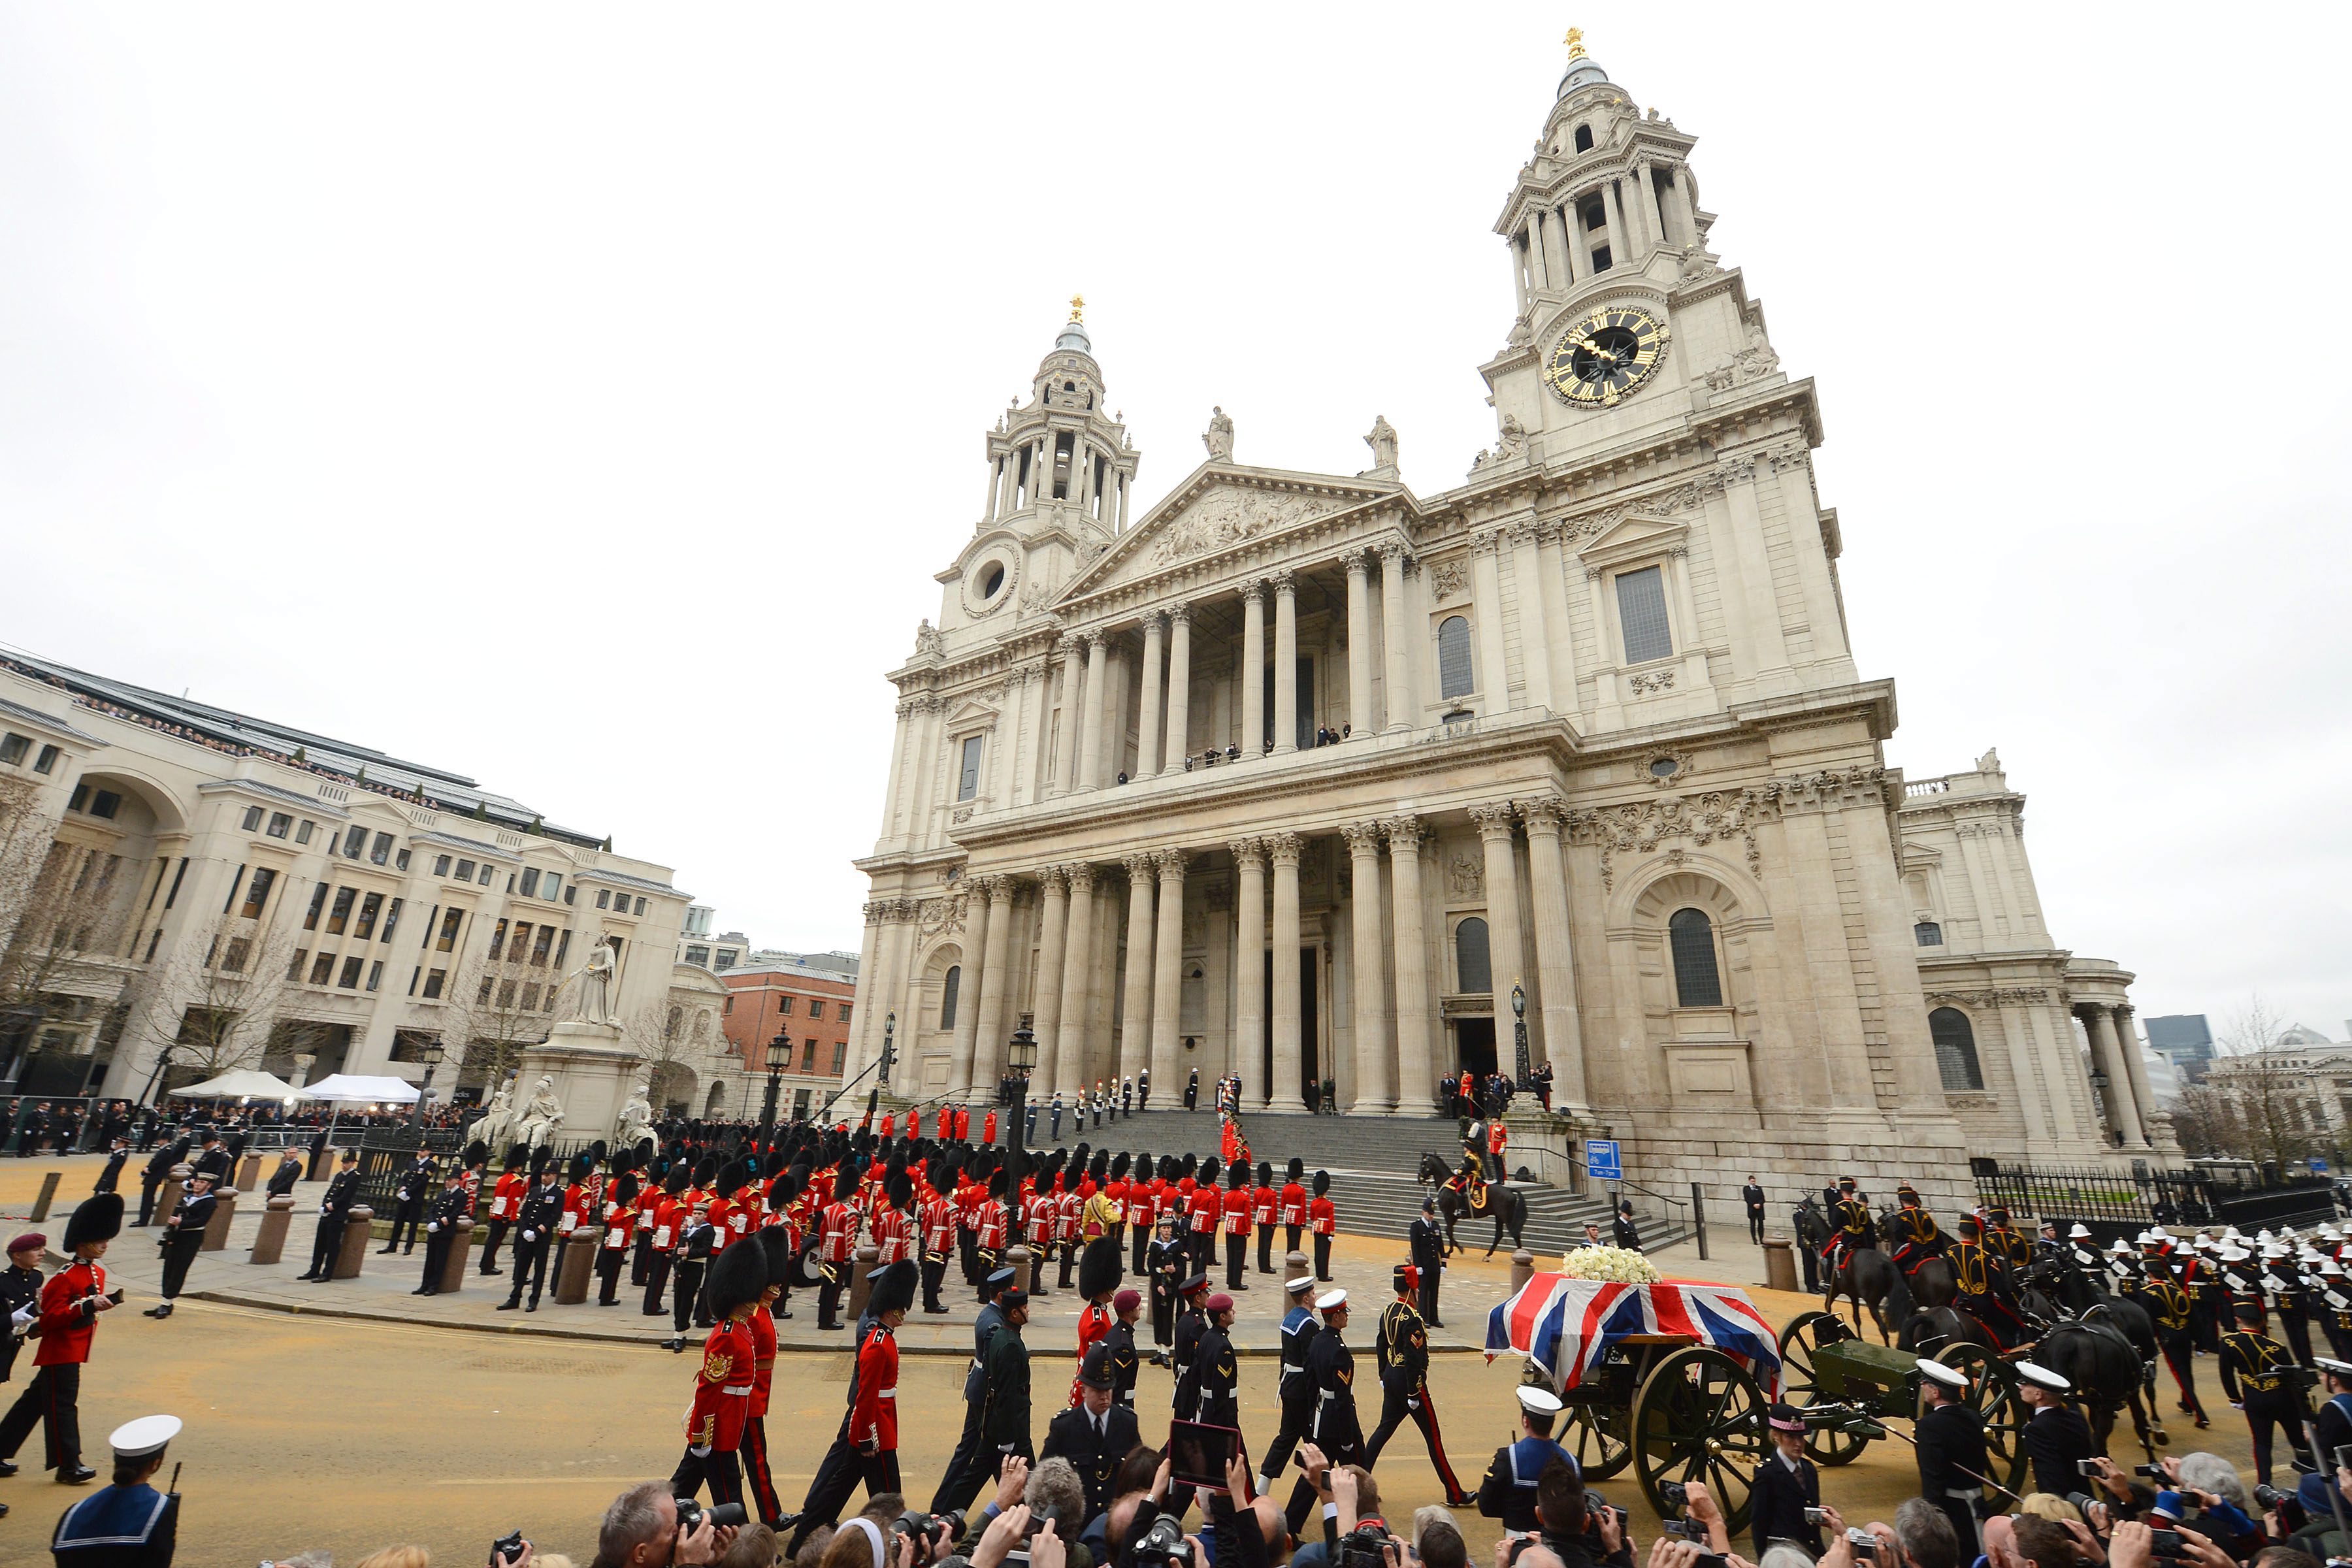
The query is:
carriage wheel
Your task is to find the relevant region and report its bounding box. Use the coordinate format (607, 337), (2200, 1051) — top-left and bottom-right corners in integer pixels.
(1774, 1311), (1869, 1467)
(1632, 1345), (1768, 1536)
(1559, 1397), (1632, 1479)
(1937, 1341), (2030, 1494)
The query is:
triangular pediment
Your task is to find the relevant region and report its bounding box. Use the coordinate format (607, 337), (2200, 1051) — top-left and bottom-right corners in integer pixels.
(944, 694), (1000, 728)
(1576, 510), (1689, 566)
(1061, 462), (1405, 604)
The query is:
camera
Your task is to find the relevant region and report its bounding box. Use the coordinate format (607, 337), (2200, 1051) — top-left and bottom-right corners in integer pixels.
(1848, 1528), (1879, 1561)
(2338, 1446), (2352, 1471)
(2076, 1459), (2104, 1478)
(2150, 1529), (2188, 1560)
(894, 1509), (962, 1559)
(1658, 1481), (1690, 1512)
(490, 1531), (526, 1567)
(2136, 1463), (2168, 1480)
(1805, 1508), (1827, 1527)
(1137, 1514), (1195, 1568)
(1338, 1523), (1392, 1568)
(675, 1497), (749, 1533)
(1580, 1491), (1625, 1537)
(1662, 1522), (1708, 1542)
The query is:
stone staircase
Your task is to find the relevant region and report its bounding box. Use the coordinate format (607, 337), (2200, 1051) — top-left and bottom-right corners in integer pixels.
(1015, 1107), (1688, 1258)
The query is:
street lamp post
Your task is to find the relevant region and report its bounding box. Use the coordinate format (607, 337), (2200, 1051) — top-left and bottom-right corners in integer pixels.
(1511, 981), (1530, 1091)
(866, 1011), (896, 1130)
(759, 1032), (789, 1147)
(1005, 1025), (1037, 1150)
(412, 1038), (448, 1131)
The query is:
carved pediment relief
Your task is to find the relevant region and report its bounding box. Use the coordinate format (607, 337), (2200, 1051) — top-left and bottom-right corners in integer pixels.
(1575, 512), (1690, 570)
(1064, 469), (1400, 604)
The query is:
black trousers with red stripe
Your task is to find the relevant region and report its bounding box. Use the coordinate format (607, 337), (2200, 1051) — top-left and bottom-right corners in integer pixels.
(0, 1362), (80, 1471)
(790, 1436), (900, 1554)
(670, 1441), (743, 1511)
(742, 1414), (784, 1525)
(1365, 1376), (1466, 1502)
(2159, 1327), (2206, 1417)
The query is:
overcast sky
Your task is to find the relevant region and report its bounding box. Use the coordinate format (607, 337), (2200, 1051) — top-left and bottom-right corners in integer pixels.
(5, 5), (2347, 1042)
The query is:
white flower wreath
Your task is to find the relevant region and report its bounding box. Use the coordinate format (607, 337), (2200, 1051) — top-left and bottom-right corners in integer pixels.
(1558, 1245), (1661, 1284)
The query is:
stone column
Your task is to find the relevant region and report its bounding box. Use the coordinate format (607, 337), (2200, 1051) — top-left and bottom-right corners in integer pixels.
(1529, 211), (1555, 291)
(1272, 571), (1299, 753)
(1232, 838), (1266, 1108)
(1267, 832), (1306, 1111)
(882, 701), (918, 842)
(1241, 583), (1266, 759)
(1601, 179), (1630, 269)
(1345, 553), (1375, 740)
(1506, 524), (1552, 711)
(1561, 202), (1586, 285)
(1384, 816), (1435, 1114)
(1511, 228), (1531, 312)
(1054, 864), (1097, 1098)
(1471, 802), (1527, 1030)
(1342, 822), (1393, 1111)
(947, 879), (992, 1103)
(1135, 614), (1165, 779)
(1161, 603), (1193, 774)
(1717, 459), (1791, 678)
(1151, 851), (1188, 1094)
(970, 877), (1019, 1103)
(2085, 1007), (2149, 1149)
(1622, 163), (1652, 256)
(1668, 167), (1697, 247)
(1078, 634), (1109, 791)
(1470, 537), (1510, 711)
(1119, 857), (1156, 1083)
(2115, 1007), (2158, 1148)
(1379, 544), (1413, 732)
(906, 695), (944, 848)
(1051, 638), (1084, 797)
(1030, 868), (1070, 1091)
(1519, 798), (1586, 1109)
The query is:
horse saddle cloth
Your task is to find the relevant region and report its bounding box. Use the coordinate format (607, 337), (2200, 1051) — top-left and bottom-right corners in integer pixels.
(1467, 1183), (1491, 1213)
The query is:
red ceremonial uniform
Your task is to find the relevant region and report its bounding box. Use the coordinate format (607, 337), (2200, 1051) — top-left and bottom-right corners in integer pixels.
(561, 1182), (592, 1237)
(1056, 1186), (1082, 1245)
(879, 1113), (895, 1141)
(1222, 1184), (1252, 1236)
(650, 1194), (685, 1252)
(922, 1194), (956, 1258)
(1024, 1192), (1054, 1249)
(871, 1205), (913, 1265)
(977, 1198), (1009, 1250)
(1279, 1181), (1307, 1229)
(851, 1318), (900, 1451)
(982, 1110), (997, 1144)
(749, 1302), (777, 1418)
(602, 1196), (636, 1250)
(1488, 1122), (1508, 1159)
(1252, 1184), (1276, 1229)
(907, 1109), (922, 1141)
(32, 1258), (106, 1367)
(707, 1190), (736, 1249)
(490, 1171), (528, 1221)
(1188, 1184), (1220, 1237)
(688, 1317), (757, 1452)
(463, 1167), (484, 1209)
(1128, 1179), (1158, 1230)
(820, 1200), (858, 1264)
(1072, 1299), (1113, 1405)
(1310, 1193), (1337, 1237)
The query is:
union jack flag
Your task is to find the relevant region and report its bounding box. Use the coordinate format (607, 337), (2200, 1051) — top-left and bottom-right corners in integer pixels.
(1484, 1276), (1782, 1397)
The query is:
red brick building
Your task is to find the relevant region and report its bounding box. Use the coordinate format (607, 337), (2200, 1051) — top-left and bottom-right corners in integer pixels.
(720, 953), (857, 1122)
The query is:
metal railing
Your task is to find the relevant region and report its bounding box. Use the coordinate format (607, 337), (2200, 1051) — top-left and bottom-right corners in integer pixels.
(1969, 1157), (2342, 1230)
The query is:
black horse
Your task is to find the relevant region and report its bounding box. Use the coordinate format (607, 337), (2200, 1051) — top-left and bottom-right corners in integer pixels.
(2036, 1314), (2164, 1458)
(1897, 1303), (1999, 1356)
(1418, 1151), (1527, 1258)
(1874, 1209), (1959, 1311)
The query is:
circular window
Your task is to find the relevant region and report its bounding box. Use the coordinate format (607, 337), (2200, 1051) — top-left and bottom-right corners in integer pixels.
(979, 564), (1005, 600)
(1649, 757), (1680, 779)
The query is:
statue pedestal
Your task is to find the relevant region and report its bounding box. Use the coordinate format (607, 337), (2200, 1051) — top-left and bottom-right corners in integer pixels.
(515, 1022), (642, 1149)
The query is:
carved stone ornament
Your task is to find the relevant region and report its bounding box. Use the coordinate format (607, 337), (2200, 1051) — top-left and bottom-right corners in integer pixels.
(1627, 669), (1676, 695)
(1703, 322), (1784, 393)
(918, 894), (966, 943)
(912, 619), (944, 660)
(1147, 488), (1340, 567)
(1445, 851), (1484, 900)
(1428, 559), (1469, 601)
(1927, 988), (2051, 1008)
(1644, 749), (1695, 787)
(1568, 792), (1769, 893)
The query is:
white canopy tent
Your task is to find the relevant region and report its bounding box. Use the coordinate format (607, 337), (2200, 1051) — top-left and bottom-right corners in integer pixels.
(168, 1068), (299, 1100)
(299, 1073), (421, 1105)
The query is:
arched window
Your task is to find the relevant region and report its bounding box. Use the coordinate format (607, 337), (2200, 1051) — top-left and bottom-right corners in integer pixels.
(1454, 917), (1491, 995)
(939, 965), (962, 1031)
(1668, 908), (1722, 1007)
(1914, 921), (1944, 947)
(1573, 124), (1594, 154)
(1437, 615), (1474, 698)
(1929, 1007), (1984, 1092)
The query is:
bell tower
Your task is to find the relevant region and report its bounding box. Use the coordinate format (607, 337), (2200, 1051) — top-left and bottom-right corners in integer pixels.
(979, 297), (1140, 537)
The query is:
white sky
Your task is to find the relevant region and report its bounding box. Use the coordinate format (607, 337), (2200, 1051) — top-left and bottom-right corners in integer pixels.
(5, 5), (2348, 1041)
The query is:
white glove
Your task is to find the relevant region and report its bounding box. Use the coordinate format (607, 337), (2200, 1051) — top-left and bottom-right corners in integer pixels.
(522, 1230), (538, 1242)
(690, 1445), (711, 1458)
(426, 1222), (440, 1233)
(9, 1303), (34, 1335)
(1407, 1397), (1421, 1411)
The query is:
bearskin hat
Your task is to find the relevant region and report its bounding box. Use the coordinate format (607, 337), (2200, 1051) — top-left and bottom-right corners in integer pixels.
(663, 1164), (692, 1196)
(1180, 1152), (1198, 1181)
(887, 1170), (914, 1211)
(869, 1258), (919, 1318)
(714, 1159), (749, 1199)
(1257, 1161), (1273, 1188)
(988, 1168), (1009, 1199)
(757, 1224), (794, 1283)
(691, 1156), (719, 1189)
(769, 1171), (801, 1210)
(1313, 1169), (1330, 1197)
(763, 1151), (787, 1180)
(528, 1144), (553, 1177)
(1089, 1150), (1109, 1183)
(706, 1231), (769, 1318)
(504, 1144), (529, 1171)
(589, 1139), (608, 1165)
(1111, 1151), (1130, 1181)
(63, 1192), (123, 1252)
(1287, 1156), (1304, 1183)
(1071, 1141), (1091, 1168)
(1229, 1159), (1250, 1191)
(1201, 1156), (1221, 1186)
(463, 1140), (489, 1169)
(1160, 1156), (1179, 1182)
(612, 1171), (640, 1209)
(1079, 1233), (1123, 1300)
(568, 1151), (593, 1184)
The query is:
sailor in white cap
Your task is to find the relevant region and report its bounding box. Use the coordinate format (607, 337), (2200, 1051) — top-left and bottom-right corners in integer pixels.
(1914, 1358), (1986, 1553)
(51, 1413), (181, 1565)
(1256, 1276), (1324, 1495)
(1475, 1386), (1575, 1537)
(2015, 1361), (2096, 1495)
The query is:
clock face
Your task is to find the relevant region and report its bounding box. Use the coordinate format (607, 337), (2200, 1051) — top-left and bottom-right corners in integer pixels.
(1544, 305), (1670, 408)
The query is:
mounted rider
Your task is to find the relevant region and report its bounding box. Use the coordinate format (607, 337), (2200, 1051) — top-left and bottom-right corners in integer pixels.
(1450, 1126), (1492, 1214)
(1821, 1177), (1873, 1276)
(1950, 1213), (2029, 1350)
(1984, 1205), (2034, 1273)
(1886, 1183), (1945, 1279)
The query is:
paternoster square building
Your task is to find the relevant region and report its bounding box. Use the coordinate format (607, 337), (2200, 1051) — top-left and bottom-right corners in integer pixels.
(843, 38), (2169, 1200)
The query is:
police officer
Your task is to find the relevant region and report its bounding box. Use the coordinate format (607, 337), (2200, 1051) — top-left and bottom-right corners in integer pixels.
(297, 1150), (361, 1282)
(144, 1169), (216, 1320)
(2219, 1301), (2307, 1485)
(1042, 1343), (1142, 1524)
(380, 1150), (436, 1254)
(1915, 1358), (1987, 1556)
(1367, 1263), (1468, 1505)
(1409, 1199), (1446, 1327)
(1257, 1275), (1321, 1495)
(1475, 1386), (1575, 1539)
(415, 1165), (471, 1298)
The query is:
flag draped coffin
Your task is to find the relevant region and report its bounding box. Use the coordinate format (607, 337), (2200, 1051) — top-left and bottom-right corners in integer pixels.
(1484, 1275), (1782, 1397)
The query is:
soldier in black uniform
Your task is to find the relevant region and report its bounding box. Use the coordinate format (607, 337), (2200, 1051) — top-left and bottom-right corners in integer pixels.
(0, 1230), (42, 1384)
(2219, 1301), (2308, 1484)
(666, 1201), (717, 1347)
(1103, 1287), (1141, 1409)
(1177, 1290), (1240, 1428)
(1256, 1275), (1321, 1495)
(1287, 1289), (1365, 1535)
(499, 1160), (566, 1313)
(1366, 1264), (1469, 1505)
(297, 1150), (360, 1280)
(2266, 1247), (2317, 1367)
(1749, 1403), (1823, 1559)
(930, 1266), (1015, 1516)
(93, 1139), (129, 1198)
(1409, 1200), (1446, 1327)
(1170, 1271), (1210, 1402)
(2016, 1360), (2095, 1497)
(1147, 1213), (1185, 1366)
(133, 1139), (184, 1229)
(190, 1129), (233, 1185)
(1042, 1342), (1142, 1524)
(381, 1150), (436, 1253)
(415, 1165), (471, 1296)
(2128, 1253), (2208, 1428)
(1915, 1358), (1988, 1555)
(144, 1168), (217, 1319)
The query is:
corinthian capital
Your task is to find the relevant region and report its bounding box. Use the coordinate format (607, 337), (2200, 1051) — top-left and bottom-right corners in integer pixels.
(1468, 800), (1518, 838)
(1064, 861), (1097, 892)
(1518, 796), (1569, 833)
(1227, 836), (1264, 869)
(1264, 830), (1303, 866)
(1382, 814), (1426, 853)
(1339, 819), (1386, 857)
(1154, 848), (1190, 881)
(1121, 853), (1157, 883)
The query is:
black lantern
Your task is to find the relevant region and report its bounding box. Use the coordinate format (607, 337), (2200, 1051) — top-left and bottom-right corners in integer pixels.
(1511, 981), (1530, 1090)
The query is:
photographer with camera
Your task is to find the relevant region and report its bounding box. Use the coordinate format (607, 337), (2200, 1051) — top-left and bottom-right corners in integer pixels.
(955, 1456), (1094, 1568)
(588, 1480), (740, 1568)
(1497, 1459), (1633, 1568)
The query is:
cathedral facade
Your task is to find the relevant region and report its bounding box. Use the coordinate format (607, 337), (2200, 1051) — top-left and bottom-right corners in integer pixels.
(843, 41), (2164, 1200)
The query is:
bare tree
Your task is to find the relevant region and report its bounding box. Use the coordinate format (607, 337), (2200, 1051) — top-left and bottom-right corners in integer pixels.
(435, 926), (565, 1095)
(2170, 994), (2332, 1169)
(128, 913), (303, 1099)
(0, 776), (137, 1083)
(621, 999), (736, 1117)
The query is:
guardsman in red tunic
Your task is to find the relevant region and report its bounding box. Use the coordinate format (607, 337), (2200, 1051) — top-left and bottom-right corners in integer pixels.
(1188, 1159), (1223, 1278)
(1023, 1179), (1056, 1298)
(872, 1171), (915, 1266)
(631, 1160), (665, 1286)
(1280, 1156), (1309, 1258)
(921, 1164), (958, 1314)
(1128, 1160), (1161, 1276)
(596, 1168), (640, 1305)
(480, 1147), (529, 1277)
(669, 1228), (766, 1513)
(1309, 1169), (1337, 1282)
(461, 1140), (488, 1215)
(788, 1259), (915, 1554)
(557, 1151), (595, 1281)
(0, 1190), (121, 1482)
(1221, 1160), (1254, 1290)
(816, 1160), (862, 1331)
(1253, 1161), (1279, 1275)
(1073, 1235), (1121, 1405)
(742, 1230), (789, 1525)
(1055, 1173), (1084, 1290)
(642, 1165), (691, 1318)
(976, 1169), (1011, 1301)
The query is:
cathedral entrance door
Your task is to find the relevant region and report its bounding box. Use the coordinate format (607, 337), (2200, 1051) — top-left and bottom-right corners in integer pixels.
(1454, 1017), (1497, 1079)
(1257, 948), (1325, 1107)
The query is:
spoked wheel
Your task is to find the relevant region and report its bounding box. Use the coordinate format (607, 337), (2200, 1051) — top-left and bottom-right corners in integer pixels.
(1938, 1341), (2029, 1493)
(1775, 1311), (1868, 1466)
(1633, 1345), (1768, 1535)
(1559, 1396), (1632, 1478)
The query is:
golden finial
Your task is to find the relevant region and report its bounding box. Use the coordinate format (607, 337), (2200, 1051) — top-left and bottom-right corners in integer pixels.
(1068, 293), (1085, 324)
(1563, 26), (1587, 59)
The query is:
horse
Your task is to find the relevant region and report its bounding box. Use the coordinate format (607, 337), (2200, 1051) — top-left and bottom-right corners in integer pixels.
(2035, 1315), (2166, 1458)
(1417, 1151), (1527, 1258)
(1875, 1209), (1958, 1312)
(1896, 1303), (1999, 1357)
(1825, 1241), (1912, 1344)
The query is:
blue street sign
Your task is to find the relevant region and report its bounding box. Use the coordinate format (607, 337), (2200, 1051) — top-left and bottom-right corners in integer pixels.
(2310, 1156), (2329, 1173)
(1586, 1139), (1622, 1181)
